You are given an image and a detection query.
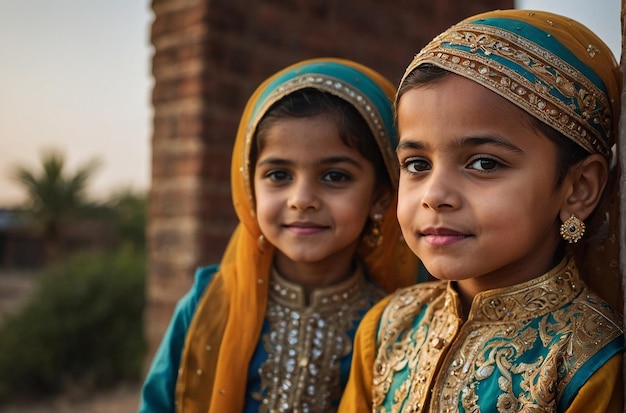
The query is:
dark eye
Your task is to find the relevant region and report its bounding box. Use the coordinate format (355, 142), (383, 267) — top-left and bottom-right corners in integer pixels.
(403, 158), (430, 174)
(266, 170), (291, 182)
(467, 157), (500, 172)
(322, 170), (350, 183)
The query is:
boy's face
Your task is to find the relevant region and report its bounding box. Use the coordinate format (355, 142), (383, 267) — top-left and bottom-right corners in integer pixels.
(396, 74), (570, 298)
(254, 113), (384, 281)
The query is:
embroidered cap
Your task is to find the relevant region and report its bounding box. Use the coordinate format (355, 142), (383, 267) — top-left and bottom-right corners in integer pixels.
(400, 9), (621, 160)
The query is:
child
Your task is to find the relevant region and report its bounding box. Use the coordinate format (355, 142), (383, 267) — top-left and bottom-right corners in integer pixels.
(339, 10), (623, 413)
(139, 58), (422, 412)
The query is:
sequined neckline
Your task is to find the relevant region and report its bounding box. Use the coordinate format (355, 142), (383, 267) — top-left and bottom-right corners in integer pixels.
(269, 263), (366, 309)
(467, 256), (582, 322)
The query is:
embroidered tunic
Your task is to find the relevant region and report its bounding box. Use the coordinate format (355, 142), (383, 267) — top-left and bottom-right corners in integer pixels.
(368, 257), (623, 412)
(248, 267), (385, 412)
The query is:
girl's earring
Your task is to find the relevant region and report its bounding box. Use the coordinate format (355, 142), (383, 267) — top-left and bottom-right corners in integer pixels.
(364, 213), (384, 248)
(258, 234), (267, 253)
(560, 215), (586, 243)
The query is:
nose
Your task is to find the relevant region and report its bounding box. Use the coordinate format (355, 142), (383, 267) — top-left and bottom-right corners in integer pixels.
(288, 177), (320, 211)
(420, 168), (460, 211)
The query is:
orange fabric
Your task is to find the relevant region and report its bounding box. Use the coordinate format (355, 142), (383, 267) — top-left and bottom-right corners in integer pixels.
(175, 58), (420, 412)
(566, 354), (623, 412)
(337, 296), (391, 413)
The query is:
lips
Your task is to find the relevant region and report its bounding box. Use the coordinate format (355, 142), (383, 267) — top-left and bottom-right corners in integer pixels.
(420, 227), (469, 246)
(284, 221), (329, 235)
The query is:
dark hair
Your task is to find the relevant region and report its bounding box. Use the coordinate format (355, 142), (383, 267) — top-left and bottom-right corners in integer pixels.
(397, 64), (589, 187)
(251, 88), (391, 189)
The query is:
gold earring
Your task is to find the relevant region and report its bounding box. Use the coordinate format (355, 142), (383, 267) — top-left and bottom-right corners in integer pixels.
(364, 213), (383, 248)
(560, 215), (585, 243)
(258, 234), (267, 253)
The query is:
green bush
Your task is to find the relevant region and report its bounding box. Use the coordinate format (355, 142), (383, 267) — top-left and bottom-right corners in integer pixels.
(0, 245), (146, 402)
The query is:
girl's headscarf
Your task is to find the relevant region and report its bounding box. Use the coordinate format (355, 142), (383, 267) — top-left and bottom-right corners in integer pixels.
(398, 9), (622, 311)
(176, 58), (420, 412)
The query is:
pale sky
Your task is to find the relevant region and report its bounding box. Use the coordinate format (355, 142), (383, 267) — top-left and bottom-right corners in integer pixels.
(0, 1), (620, 207)
(0, 1), (152, 206)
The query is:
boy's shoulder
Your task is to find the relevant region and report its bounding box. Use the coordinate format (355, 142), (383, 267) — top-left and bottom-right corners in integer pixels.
(393, 280), (447, 299)
(568, 287), (624, 334)
(380, 280), (448, 319)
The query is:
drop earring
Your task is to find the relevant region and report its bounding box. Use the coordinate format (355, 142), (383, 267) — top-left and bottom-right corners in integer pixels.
(364, 213), (383, 248)
(560, 215), (585, 243)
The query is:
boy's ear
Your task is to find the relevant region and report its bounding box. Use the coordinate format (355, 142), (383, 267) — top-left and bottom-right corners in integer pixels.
(371, 186), (393, 217)
(559, 154), (608, 222)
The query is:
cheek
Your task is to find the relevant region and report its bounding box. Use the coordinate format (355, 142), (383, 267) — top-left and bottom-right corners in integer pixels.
(396, 185), (418, 225)
(254, 190), (279, 223)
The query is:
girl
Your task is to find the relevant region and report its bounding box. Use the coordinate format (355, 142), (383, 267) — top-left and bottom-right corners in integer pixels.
(139, 58), (422, 412)
(340, 10), (623, 412)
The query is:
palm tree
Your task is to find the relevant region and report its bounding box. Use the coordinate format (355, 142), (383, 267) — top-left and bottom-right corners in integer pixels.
(11, 148), (101, 263)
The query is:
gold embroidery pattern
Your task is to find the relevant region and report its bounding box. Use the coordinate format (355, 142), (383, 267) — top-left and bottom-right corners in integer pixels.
(256, 267), (384, 413)
(409, 23), (613, 158)
(373, 258), (623, 412)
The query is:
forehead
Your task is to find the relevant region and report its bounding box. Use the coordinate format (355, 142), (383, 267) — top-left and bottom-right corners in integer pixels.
(256, 115), (354, 157)
(396, 75), (553, 152)
(398, 75), (534, 133)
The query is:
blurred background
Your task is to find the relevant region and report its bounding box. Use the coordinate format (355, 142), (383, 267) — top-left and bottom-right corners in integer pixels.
(0, 0), (620, 411)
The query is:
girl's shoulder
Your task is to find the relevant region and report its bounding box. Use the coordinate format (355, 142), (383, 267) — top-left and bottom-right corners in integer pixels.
(190, 263), (220, 302)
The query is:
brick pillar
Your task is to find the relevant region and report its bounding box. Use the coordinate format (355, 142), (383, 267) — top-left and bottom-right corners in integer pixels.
(147, 0), (232, 361)
(146, 0), (514, 364)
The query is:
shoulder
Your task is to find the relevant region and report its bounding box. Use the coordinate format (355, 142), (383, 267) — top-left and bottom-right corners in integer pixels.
(193, 264), (219, 289)
(188, 264), (220, 303)
(172, 264), (220, 319)
(549, 287), (624, 409)
(381, 281), (447, 320)
(565, 288), (624, 353)
(374, 281), (447, 342)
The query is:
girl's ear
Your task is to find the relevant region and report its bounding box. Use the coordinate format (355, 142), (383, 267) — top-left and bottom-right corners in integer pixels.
(370, 186), (393, 217)
(559, 154), (608, 222)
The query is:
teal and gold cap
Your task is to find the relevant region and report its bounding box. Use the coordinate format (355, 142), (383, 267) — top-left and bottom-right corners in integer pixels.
(400, 9), (621, 160)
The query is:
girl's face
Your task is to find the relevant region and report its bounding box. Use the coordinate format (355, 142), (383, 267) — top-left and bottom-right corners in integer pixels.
(254, 113), (386, 281)
(396, 74), (570, 300)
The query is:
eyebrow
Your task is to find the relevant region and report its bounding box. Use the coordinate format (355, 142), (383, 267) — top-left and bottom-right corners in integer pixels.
(257, 155), (364, 168)
(396, 135), (523, 154)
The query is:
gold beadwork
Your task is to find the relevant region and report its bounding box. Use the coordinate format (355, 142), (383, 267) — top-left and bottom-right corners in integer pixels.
(254, 265), (384, 412)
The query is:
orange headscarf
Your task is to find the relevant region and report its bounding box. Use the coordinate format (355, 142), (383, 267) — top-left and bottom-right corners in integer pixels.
(399, 9), (622, 312)
(175, 58), (420, 412)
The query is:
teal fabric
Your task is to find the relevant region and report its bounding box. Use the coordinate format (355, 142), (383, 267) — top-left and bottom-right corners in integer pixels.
(471, 17), (606, 90)
(377, 287), (624, 412)
(139, 264), (218, 413)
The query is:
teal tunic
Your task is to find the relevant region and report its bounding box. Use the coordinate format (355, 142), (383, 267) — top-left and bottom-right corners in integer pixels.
(373, 257), (623, 412)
